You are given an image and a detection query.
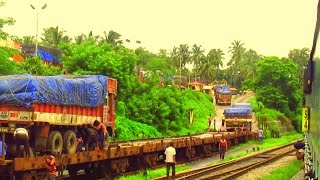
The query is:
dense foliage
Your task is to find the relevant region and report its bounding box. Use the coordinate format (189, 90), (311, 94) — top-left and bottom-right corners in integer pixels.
(253, 56), (303, 131)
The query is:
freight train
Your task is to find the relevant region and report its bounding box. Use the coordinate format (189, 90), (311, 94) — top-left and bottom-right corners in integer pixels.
(303, 0), (320, 178)
(0, 74), (253, 180)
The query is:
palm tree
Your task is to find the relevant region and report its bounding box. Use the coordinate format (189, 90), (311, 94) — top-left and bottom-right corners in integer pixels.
(242, 49), (260, 80)
(170, 47), (180, 69)
(102, 30), (123, 46)
(22, 36), (35, 44)
(228, 40), (246, 86)
(191, 44), (205, 81)
(41, 26), (71, 47)
(199, 49), (224, 82)
(178, 44), (190, 88)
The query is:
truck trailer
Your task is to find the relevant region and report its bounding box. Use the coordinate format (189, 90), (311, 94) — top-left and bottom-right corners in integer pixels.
(0, 74), (117, 155)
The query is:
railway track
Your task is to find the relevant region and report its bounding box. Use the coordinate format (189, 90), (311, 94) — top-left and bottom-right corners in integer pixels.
(154, 142), (296, 180)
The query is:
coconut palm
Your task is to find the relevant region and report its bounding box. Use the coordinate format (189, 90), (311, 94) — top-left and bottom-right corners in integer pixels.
(41, 26), (71, 47)
(191, 44), (205, 81)
(199, 48), (224, 82)
(21, 36), (35, 44)
(242, 49), (260, 80)
(102, 30), (123, 46)
(228, 40), (246, 86)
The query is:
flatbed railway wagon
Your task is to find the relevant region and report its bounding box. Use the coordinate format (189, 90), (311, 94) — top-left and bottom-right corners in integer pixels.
(0, 75), (252, 180)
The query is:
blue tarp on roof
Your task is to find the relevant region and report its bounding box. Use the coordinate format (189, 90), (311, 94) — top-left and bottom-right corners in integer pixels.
(224, 108), (251, 117)
(38, 49), (61, 64)
(0, 74), (108, 108)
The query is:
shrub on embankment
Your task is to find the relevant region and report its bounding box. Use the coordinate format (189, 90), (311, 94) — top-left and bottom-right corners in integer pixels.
(116, 88), (215, 140)
(249, 97), (295, 138)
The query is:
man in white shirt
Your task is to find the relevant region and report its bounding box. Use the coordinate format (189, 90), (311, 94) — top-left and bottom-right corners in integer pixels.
(164, 142), (176, 178)
(13, 128), (30, 157)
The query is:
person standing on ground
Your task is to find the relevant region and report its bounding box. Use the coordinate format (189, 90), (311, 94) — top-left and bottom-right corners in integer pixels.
(219, 136), (228, 160)
(208, 115), (213, 131)
(165, 142), (176, 179)
(13, 127), (30, 157)
(258, 128), (263, 144)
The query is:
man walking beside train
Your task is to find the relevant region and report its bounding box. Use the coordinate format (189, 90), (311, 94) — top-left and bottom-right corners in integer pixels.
(165, 142), (176, 179)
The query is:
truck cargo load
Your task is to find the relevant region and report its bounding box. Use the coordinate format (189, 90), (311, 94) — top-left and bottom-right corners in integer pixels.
(224, 108), (251, 117)
(0, 74), (107, 108)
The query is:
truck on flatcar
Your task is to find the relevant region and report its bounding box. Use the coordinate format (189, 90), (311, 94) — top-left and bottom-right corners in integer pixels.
(223, 103), (253, 131)
(214, 84), (232, 105)
(0, 74), (117, 155)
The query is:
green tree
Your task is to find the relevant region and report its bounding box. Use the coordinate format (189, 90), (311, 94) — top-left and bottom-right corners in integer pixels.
(191, 44), (205, 81)
(21, 36), (36, 44)
(102, 30), (123, 46)
(0, 1), (15, 40)
(228, 40), (246, 86)
(288, 48), (309, 82)
(22, 56), (62, 75)
(199, 49), (224, 82)
(0, 47), (22, 75)
(41, 26), (71, 47)
(254, 56), (302, 122)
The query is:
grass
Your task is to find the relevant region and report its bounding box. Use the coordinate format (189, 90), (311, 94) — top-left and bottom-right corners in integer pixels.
(116, 165), (190, 180)
(213, 133), (303, 164)
(117, 133), (303, 179)
(258, 160), (302, 180)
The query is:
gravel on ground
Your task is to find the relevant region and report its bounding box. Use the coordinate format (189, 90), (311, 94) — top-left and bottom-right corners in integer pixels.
(236, 153), (300, 180)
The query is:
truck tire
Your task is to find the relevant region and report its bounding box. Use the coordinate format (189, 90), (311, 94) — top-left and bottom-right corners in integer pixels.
(63, 130), (77, 154)
(47, 131), (63, 154)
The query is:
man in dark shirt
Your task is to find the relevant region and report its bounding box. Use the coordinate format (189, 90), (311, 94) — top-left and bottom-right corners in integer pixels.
(85, 127), (99, 151)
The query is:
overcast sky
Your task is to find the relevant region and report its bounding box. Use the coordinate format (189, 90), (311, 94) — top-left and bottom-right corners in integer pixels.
(0, 0), (319, 57)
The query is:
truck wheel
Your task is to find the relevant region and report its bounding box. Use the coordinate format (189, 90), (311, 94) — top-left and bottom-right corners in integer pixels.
(63, 130), (77, 153)
(47, 131), (63, 154)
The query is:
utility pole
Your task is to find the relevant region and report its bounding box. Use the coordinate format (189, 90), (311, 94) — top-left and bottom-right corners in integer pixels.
(30, 3), (47, 56)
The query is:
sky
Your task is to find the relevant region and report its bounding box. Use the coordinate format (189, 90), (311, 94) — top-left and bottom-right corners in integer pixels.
(0, 0), (319, 58)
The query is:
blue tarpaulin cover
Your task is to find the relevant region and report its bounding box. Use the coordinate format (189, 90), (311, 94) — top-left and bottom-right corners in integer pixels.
(38, 49), (61, 64)
(224, 108), (251, 117)
(0, 74), (108, 108)
(216, 85), (231, 94)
